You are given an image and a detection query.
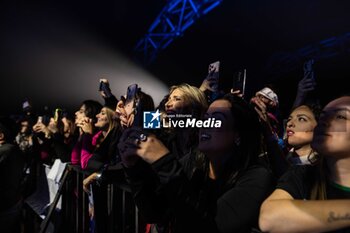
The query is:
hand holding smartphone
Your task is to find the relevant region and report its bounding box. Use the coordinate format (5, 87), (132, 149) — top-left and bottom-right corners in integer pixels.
(99, 79), (113, 98)
(125, 84), (143, 127)
(208, 61), (220, 76)
(54, 108), (62, 123)
(37, 116), (43, 124)
(206, 61), (220, 92)
(232, 69), (247, 96)
(303, 59), (315, 81)
(295, 59), (316, 98)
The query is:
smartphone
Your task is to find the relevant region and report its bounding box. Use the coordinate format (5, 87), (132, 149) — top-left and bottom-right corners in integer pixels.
(126, 84), (139, 105)
(37, 116), (43, 124)
(99, 81), (109, 92)
(54, 108), (62, 123)
(232, 69), (247, 96)
(303, 59), (315, 80)
(205, 61), (220, 93)
(22, 100), (30, 110)
(207, 61), (220, 80)
(208, 61), (220, 76)
(125, 84), (143, 127)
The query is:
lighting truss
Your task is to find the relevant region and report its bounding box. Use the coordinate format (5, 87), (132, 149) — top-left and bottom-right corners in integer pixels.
(266, 32), (350, 77)
(133, 0), (223, 65)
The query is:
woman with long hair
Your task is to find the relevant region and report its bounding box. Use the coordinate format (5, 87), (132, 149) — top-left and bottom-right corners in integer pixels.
(284, 103), (320, 165)
(119, 94), (274, 233)
(259, 94), (350, 233)
(71, 100), (102, 168)
(160, 83), (208, 158)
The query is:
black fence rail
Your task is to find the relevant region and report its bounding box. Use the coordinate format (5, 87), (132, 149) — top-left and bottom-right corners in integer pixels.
(25, 164), (146, 233)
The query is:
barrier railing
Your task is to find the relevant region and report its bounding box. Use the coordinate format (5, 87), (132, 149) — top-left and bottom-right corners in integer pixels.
(28, 164), (145, 233)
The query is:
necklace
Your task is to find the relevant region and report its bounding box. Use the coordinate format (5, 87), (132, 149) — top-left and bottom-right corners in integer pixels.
(330, 181), (350, 192)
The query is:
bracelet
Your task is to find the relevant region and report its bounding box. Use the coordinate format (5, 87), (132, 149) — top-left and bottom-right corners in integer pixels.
(96, 172), (102, 179)
(95, 172), (103, 186)
(95, 164), (109, 185)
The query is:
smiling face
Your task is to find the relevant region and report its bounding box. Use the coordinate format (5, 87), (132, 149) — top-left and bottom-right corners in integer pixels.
(95, 107), (110, 130)
(198, 99), (237, 158)
(312, 96), (350, 158)
(286, 105), (317, 149)
(165, 89), (187, 115)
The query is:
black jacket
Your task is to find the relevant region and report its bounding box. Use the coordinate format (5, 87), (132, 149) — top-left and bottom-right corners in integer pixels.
(124, 151), (274, 233)
(0, 143), (25, 211)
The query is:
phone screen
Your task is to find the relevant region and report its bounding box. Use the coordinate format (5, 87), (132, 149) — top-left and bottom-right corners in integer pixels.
(303, 59), (315, 80)
(22, 101), (30, 109)
(125, 84), (143, 127)
(126, 84), (138, 105)
(99, 81), (110, 92)
(54, 108), (62, 122)
(37, 116), (43, 124)
(232, 69), (246, 96)
(205, 61), (220, 93)
(208, 61), (220, 75)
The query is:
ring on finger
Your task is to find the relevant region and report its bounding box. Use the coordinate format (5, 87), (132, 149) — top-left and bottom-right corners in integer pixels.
(139, 133), (147, 142)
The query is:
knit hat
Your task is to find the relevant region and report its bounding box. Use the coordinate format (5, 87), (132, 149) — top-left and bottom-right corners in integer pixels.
(256, 87), (279, 106)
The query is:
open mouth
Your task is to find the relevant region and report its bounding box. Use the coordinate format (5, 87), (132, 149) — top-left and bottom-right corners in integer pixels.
(286, 130), (294, 136)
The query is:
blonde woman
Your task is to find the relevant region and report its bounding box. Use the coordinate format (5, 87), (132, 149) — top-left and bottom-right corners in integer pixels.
(160, 83), (208, 157)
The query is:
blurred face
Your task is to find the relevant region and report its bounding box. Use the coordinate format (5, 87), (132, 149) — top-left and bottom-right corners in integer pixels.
(62, 117), (75, 138)
(256, 94), (275, 108)
(312, 96), (350, 158)
(286, 105), (317, 148)
(95, 107), (110, 130)
(198, 100), (237, 158)
(20, 121), (30, 134)
(165, 89), (187, 114)
(75, 104), (87, 126)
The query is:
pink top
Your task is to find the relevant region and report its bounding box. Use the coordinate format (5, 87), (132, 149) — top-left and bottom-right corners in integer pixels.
(71, 131), (103, 169)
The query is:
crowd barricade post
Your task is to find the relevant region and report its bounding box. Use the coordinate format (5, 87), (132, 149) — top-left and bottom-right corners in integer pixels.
(36, 164), (145, 233)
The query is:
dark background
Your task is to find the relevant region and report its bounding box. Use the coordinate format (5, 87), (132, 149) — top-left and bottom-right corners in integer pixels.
(1, 0), (349, 117)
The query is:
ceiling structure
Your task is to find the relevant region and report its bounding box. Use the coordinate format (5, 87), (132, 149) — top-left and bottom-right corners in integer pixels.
(133, 0), (223, 65)
(1, 0), (349, 116)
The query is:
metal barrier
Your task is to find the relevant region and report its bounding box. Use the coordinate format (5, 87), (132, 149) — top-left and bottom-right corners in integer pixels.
(36, 164), (145, 233)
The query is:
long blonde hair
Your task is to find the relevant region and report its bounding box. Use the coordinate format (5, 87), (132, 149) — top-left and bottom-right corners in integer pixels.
(103, 107), (119, 135)
(95, 107), (119, 147)
(169, 83), (208, 118)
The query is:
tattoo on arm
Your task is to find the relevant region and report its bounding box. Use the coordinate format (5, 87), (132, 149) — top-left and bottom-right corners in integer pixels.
(327, 211), (350, 223)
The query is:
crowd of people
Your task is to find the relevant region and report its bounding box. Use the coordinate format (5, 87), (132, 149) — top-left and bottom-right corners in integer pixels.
(0, 64), (349, 233)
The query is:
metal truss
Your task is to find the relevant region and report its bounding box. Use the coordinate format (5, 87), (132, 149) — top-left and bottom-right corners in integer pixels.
(133, 0), (223, 65)
(266, 32), (350, 77)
